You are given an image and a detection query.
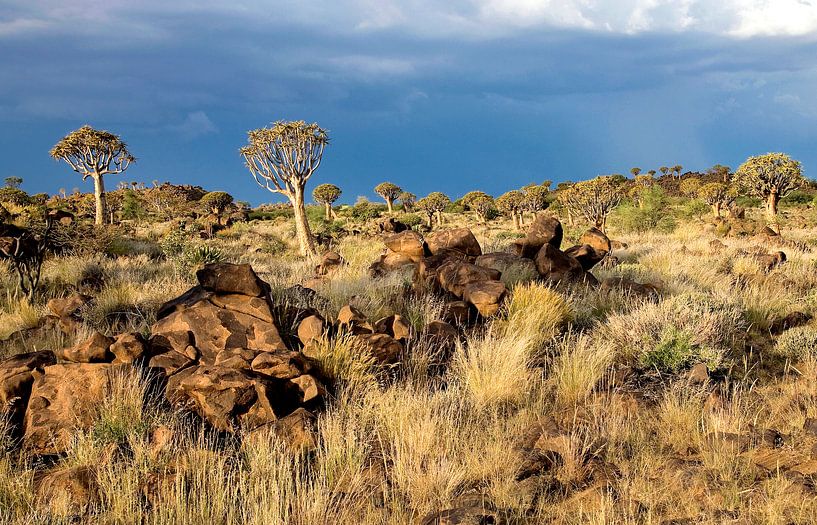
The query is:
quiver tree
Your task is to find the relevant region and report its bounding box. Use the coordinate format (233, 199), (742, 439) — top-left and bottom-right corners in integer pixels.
(240, 120), (328, 257)
(708, 164), (731, 183)
(4, 177), (22, 189)
(416, 192), (450, 228)
(461, 191), (495, 222)
(630, 167), (641, 177)
(200, 191), (234, 225)
(523, 184), (550, 217)
(313, 183), (342, 220)
(679, 177), (702, 197)
(734, 153), (804, 219)
(558, 176), (623, 232)
(398, 191), (416, 212)
(697, 182), (735, 218)
(672, 165), (684, 179)
(374, 182), (402, 213)
(496, 190), (526, 229)
(49, 125), (135, 225)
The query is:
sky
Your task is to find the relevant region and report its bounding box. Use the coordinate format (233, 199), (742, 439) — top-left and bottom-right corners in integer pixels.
(2, 0), (817, 205)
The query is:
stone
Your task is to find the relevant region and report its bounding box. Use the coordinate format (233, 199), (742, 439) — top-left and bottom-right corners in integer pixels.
(196, 262), (267, 297)
(379, 217), (409, 233)
(579, 227), (611, 254)
(688, 363), (709, 385)
(148, 425), (174, 460)
(534, 244), (585, 284)
(422, 320), (459, 352)
(250, 350), (310, 380)
(754, 251), (786, 272)
(437, 261), (501, 298)
(315, 251), (345, 275)
(110, 332), (146, 364)
(442, 301), (474, 326)
(297, 314), (325, 345)
(245, 408), (317, 452)
(474, 252), (537, 279)
(209, 294), (273, 323)
(511, 214), (563, 258)
(383, 230), (426, 261)
(610, 240), (628, 250)
(564, 244), (606, 271)
(57, 331), (114, 363)
(0, 351), (56, 433)
(337, 304), (371, 333)
(155, 285), (212, 320)
(420, 499), (505, 525)
(35, 465), (99, 516)
(373, 314), (412, 341)
(24, 363), (122, 455)
(463, 280), (507, 317)
(47, 293), (91, 319)
(291, 374), (325, 405)
(426, 228), (482, 257)
(354, 333), (403, 364)
(368, 250), (417, 277)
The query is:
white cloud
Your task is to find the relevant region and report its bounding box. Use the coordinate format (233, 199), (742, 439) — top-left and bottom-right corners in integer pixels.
(170, 111), (218, 139)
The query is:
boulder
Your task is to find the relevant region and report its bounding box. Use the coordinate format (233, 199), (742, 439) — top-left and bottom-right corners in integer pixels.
(209, 294), (273, 323)
(579, 227), (611, 254)
(47, 293), (91, 319)
(34, 465), (99, 516)
(754, 251), (786, 272)
(155, 285), (212, 320)
(56, 331), (114, 363)
(441, 301), (474, 326)
(437, 261), (501, 298)
(563, 244), (606, 271)
(373, 314), (412, 341)
(196, 263), (267, 297)
(297, 315), (325, 345)
(474, 252), (537, 280)
(337, 305), (372, 333)
(110, 332), (147, 364)
(0, 350), (56, 433)
(426, 228), (482, 257)
(250, 350), (311, 380)
(383, 230), (426, 261)
(511, 215), (563, 258)
(610, 240), (628, 251)
(421, 321), (460, 352)
(368, 250), (417, 277)
(534, 244), (585, 284)
(378, 217), (409, 233)
(24, 363), (123, 455)
(315, 251), (345, 276)
(354, 333), (403, 364)
(245, 407), (317, 452)
(463, 280), (507, 317)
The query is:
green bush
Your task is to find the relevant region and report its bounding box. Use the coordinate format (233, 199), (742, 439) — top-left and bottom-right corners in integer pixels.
(182, 244), (225, 271)
(614, 187), (677, 234)
(735, 195), (761, 208)
(641, 327), (696, 373)
(400, 213), (422, 227)
(773, 325), (817, 361)
(781, 190), (813, 206)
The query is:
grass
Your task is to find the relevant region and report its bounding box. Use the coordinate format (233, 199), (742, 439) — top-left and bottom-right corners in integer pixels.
(4, 209), (817, 523)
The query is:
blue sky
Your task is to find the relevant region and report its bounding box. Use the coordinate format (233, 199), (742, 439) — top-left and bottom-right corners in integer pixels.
(2, 1), (817, 205)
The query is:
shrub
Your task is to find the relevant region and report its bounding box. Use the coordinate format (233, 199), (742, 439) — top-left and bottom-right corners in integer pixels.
(400, 213), (422, 227)
(604, 294), (747, 373)
(614, 187), (676, 234)
(773, 325), (817, 362)
(182, 245), (225, 272)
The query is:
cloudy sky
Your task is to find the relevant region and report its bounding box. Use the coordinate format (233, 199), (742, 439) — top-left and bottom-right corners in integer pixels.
(2, 1), (817, 204)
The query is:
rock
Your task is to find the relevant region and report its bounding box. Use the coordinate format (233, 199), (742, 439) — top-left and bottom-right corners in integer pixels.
(770, 312), (812, 334)
(729, 206), (746, 219)
(250, 350), (310, 380)
(245, 407), (317, 452)
(378, 217), (409, 233)
(383, 230), (426, 261)
(534, 244), (585, 284)
(24, 363), (123, 455)
(290, 374), (326, 405)
(315, 251), (345, 275)
(35, 465), (99, 516)
(579, 227), (611, 254)
(442, 301), (474, 326)
(420, 499), (505, 525)
(373, 314), (412, 341)
(155, 285), (212, 320)
(56, 331), (114, 363)
(437, 261), (501, 298)
(474, 252), (537, 280)
(610, 239), (628, 250)
(148, 425), (174, 460)
(196, 263), (267, 297)
(564, 244), (606, 271)
(110, 332), (146, 364)
(337, 305), (371, 333)
(688, 363), (709, 385)
(754, 251), (786, 272)
(369, 250), (417, 277)
(759, 225), (779, 237)
(422, 320), (459, 349)
(209, 294), (273, 323)
(463, 280), (507, 317)
(599, 277), (660, 299)
(354, 333), (403, 364)
(426, 228), (482, 257)
(0, 351), (56, 434)
(511, 214), (563, 258)
(297, 315), (325, 345)
(47, 293), (91, 319)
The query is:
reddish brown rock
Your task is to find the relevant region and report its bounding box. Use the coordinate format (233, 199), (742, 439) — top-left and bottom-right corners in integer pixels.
(354, 333), (403, 364)
(512, 214), (563, 258)
(245, 407), (317, 452)
(250, 350), (310, 380)
(209, 294), (273, 323)
(110, 332), (146, 364)
(534, 244), (585, 284)
(437, 261), (501, 298)
(374, 314), (412, 341)
(35, 465), (99, 516)
(57, 331), (114, 363)
(563, 244), (606, 271)
(47, 293), (91, 319)
(475, 252), (537, 279)
(426, 228), (482, 257)
(315, 251), (345, 275)
(383, 230), (426, 261)
(442, 301), (474, 326)
(297, 314), (325, 345)
(579, 227), (611, 254)
(0, 351), (56, 432)
(463, 280), (507, 317)
(422, 320), (459, 352)
(196, 263), (267, 297)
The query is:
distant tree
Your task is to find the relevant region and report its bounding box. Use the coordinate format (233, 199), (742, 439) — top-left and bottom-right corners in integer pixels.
(672, 164), (683, 179)
(630, 167), (641, 177)
(522, 184), (549, 215)
(629, 174), (654, 209)
(697, 182), (735, 218)
(200, 191), (234, 225)
(461, 191), (495, 222)
(121, 189), (144, 220)
(4, 176), (22, 189)
(707, 164), (731, 183)
(558, 175), (623, 232)
(240, 120), (328, 257)
(312, 183), (342, 220)
(734, 153), (804, 218)
(678, 177), (702, 197)
(374, 182), (402, 213)
(659, 166), (669, 177)
(416, 192), (450, 228)
(647, 169), (656, 176)
(0, 187), (31, 206)
(496, 190), (526, 229)
(398, 191), (416, 212)
(49, 125), (135, 225)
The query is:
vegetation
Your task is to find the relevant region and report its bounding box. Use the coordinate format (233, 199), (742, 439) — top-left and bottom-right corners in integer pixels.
(558, 175), (623, 231)
(416, 192), (450, 227)
(735, 153), (804, 218)
(374, 182), (402, 213)
(312, 183), (342, 220)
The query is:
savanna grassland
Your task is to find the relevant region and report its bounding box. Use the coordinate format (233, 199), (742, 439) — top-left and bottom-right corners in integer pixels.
(3, 164), (817, 525)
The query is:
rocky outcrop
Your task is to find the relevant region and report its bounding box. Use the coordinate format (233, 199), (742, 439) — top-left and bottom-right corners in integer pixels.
(512, 214), (563, 258)
(0, 350), (56, 436)
(426, 228), (482, 257)
(534, 244), (586, 284)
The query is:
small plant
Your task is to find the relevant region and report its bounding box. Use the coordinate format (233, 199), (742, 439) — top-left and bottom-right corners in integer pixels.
(182, 245), (225, 272)
(641, 327), (696, 373)
(772, 325), (817, 362)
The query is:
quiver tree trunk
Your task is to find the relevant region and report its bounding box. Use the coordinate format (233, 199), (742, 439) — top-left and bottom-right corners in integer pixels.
(435, 210), (443, 226)
(324, 202), (332, 221)
(712, 203), (721, 218)
(426, 213), (433, 228)
(291, 188), (317, 257)
(93, 175), (107, 226)
(766, 192), (779, 218)
(386, 199), (394, 213)
(512, 213), (520, 230)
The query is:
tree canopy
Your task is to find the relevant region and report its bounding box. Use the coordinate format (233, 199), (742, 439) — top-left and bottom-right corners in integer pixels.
(313, 183), (342, 204)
